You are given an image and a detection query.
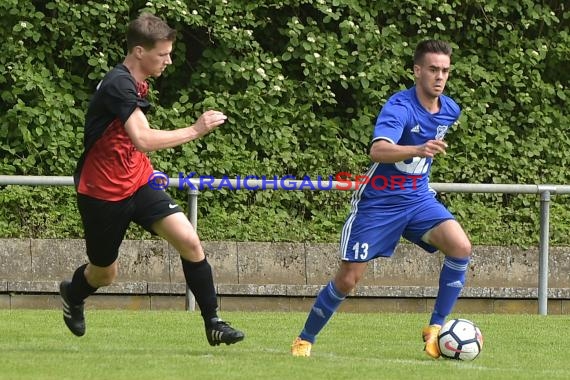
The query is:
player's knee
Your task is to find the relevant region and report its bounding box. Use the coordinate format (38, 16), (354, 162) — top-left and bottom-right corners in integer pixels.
(185, 235), (202, 255)
(459, 239), (472, 258)
(334, 273), (360, 294)
(450, 239), (472, 259)
(176, 234), (204, 261)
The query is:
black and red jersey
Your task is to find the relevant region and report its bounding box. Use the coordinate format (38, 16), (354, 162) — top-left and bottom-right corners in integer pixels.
(76, 64), (153, 201)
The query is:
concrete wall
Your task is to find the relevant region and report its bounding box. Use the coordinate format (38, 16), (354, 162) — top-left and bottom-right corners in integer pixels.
(1, 239), (569, 314)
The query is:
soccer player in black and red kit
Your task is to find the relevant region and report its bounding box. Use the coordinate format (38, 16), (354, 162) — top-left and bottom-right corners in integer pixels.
(60, 12), (244, 347)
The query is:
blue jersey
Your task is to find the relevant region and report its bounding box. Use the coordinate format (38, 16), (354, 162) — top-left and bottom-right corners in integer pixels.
(355, 87), (460, 207)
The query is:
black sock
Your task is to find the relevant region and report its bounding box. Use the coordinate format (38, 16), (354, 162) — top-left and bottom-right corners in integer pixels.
(67, 263), (98, 305)
(180, 257), (219, 326)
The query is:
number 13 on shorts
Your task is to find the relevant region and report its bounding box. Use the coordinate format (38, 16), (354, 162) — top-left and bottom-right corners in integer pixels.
(352, 242), (369, 260)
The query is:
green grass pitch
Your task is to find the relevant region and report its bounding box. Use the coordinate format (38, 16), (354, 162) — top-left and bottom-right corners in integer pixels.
(1, 310), (569, 380)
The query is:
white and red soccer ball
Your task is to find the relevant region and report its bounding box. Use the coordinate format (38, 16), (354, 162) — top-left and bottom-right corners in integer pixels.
(438, 318), (484, 361)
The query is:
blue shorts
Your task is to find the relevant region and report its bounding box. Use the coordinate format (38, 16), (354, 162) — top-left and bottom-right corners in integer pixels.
(339, 197), (454, 262)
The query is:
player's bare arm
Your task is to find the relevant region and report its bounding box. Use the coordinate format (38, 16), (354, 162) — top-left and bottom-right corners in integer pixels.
(124, 108), (227, 152)
(369, 139), (447, 163)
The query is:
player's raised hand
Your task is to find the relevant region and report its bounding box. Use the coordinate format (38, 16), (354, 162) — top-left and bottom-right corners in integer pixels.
(418, 139), (448, 158)
(192, 110), (227, 138)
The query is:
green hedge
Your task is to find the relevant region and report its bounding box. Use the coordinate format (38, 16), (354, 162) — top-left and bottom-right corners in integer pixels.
(0, 0), (568, 246)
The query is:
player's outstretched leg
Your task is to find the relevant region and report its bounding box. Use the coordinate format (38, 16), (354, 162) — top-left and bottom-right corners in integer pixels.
(291, 281), (346, 357)
(205, 317), (245, 346)
(179, 257), (245, 346)
(59, 280), (86, 337)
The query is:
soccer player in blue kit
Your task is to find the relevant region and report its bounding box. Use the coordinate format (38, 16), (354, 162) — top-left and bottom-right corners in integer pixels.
(291, 40), (472, 359)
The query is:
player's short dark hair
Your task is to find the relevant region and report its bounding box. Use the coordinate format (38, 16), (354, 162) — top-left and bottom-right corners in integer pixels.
(126, 13), (177, 51)
(413, 40), (452, 65)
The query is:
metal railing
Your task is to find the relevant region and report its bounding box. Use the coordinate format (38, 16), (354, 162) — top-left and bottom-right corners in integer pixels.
(1, 175), (569, 315)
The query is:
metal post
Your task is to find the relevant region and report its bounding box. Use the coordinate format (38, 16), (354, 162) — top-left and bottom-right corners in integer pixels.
(185, 189), (200, 312)
(538, 190), (551, 315)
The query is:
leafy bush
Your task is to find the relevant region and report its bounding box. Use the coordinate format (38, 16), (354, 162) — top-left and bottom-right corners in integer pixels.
(0, 0), (568, 245)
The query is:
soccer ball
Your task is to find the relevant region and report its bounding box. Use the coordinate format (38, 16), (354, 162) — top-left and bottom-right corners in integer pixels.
(438, 318), (483, 361)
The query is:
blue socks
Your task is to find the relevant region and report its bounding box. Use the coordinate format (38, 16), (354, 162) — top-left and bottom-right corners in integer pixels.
(430, 256), (470, 326)
(298, 257), (469, 342)
(299, 281), (346, 344)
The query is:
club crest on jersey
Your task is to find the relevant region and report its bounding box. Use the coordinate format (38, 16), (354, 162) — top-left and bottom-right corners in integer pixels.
(435, 125), (448, 140)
